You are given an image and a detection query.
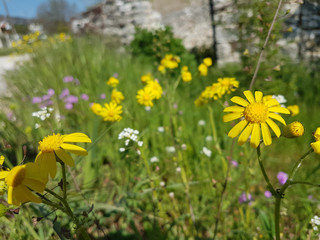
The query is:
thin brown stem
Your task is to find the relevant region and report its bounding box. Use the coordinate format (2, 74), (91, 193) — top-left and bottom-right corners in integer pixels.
(249, 0), (283, 90)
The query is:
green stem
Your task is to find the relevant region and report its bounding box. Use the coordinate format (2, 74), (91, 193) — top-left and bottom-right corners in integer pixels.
(61, 163), (67, 200)
(256, 146), (276, 195)
(287, 148), (313, 182)
(275, 197), (281, 240)
(290, 181), (320, 187)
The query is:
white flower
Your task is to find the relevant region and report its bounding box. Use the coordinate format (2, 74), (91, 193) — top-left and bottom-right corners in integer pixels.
(198, 120), (206, 126)
(158, 126), (165, 132)
(160, 181), (165, 187)
(166, 146), (176, 153)
(176, 167), (181, 173)
(202, 147), (212, 157)
(35, 123), (41, 129)
(205, 136), (213, 142)
(272, 95), (287, 104)
(145, 106), (151, 111)
(119, 148), (126, 152)
(150, 156), (159, 163)
(32, 107), (53, 121)
(169, 192), (175, 198)
(136, 149), (141, 155)
(181, 144), (187, 150)
(138, 141), (143, 147)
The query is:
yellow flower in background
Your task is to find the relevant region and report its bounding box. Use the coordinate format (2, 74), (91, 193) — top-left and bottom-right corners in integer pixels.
(136, 88), (155, 107)
(107, 76), (119, 87)
(194, 96), (208, 107)
(2, 163), (47, 205)
(181, 66), (189, 72)
(91, 103), (103, 115)
(158, 65), (166, 74)
(145, 80), (163, 99)
(203, 57), (212, 67)
(201, 83), (220, 100)
(198, 63), (208, 76)
(311, 128), (320, 154)
(141, 73), (153, 83)
(216, 77), (239, 97)
(223, 90), (290, 148)
(111, 89), (125, 104)
(36, 133), (91, 178)
(287, 105), (299, 116)
(282, 121), (304, 138)
(273, 65), (281, 71)
(181, 71), (192, 82)
(160, 54), (180, 69)
(243, 49), (249, 56)
(0, 156), (9, 195)
(100, 102), (123, 122)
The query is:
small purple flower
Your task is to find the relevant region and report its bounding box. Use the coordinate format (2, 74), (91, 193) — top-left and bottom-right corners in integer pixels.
(66, 95), (78, 104)
(60, 88), (70, 99)
(100, 93), (106, 99)
(113, 73), (118, 78)
(239, 192), (252, 204)
(277, 171), (288, 185)
(74, 78), (80, 85)
(42, 95), (51, 101)
(264, 190), (272, 198)
(32, 97), (42, 104)
(231, 160), (238, 167)
(65, 102), (73, 110)
(63, 76), (74, 83)
(47, 88), (55, 96)
(308, 195), (313, 200)
(81, 94), (89, 101)
(173, 103), (178, 109)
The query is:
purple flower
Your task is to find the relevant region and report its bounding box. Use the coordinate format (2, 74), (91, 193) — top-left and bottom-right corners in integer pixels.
(173, 103), (178, 109)
(63, 76), (74, 83)
(264, 190), (272, 198)
(231, 160), (238, 167)
(42, 95), (51, 101)
(74, 78), (80, 85)
(47, 88), (55, 96)
(277, 171), (288, 185)
(100, 93), (106, 99)
(308, 195), (313, 200)
(81, 94), (89, 101)
(239, 192), (253, 204)
(65, 102), (73, 110)
(60, 88), (70, 99)
(113, 73), (118, 78)
(66, 95), (78, 104)
(32, 97), (42, 104)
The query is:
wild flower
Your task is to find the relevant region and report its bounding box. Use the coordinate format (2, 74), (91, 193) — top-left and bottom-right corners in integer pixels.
(145, 80), (163, 100)
(63, 76), (74, 83)
(111, 89), (125, 104)
(310, 215), (320, 232)
(150, 156), (159, 163)
(311, 128), (320, 154)
(136, 88), (155, 107)
(282, 121), (304, 138)
(32, 107), (54, 121)
(287, 105), (299, 116)
(272, 95), (287, 106)
(198, 63), (208, 76)
(118, 128), (142, 148)
(158, 126), (165, 132)
(141, 73), (153, 83)
(205, 136), (213, 142)
(166, 146), (176, 153)
(216, 78), (239, 97)
(59, 88), (70, 99)
(99, 102), (123, 122)
(181, 66), (192, 82)
(198, 120), (206, 126)
(81, 94), (89, 101)
(100, 93), (106, 99)
(36, 133), (91, 178)
(203, 57), (213, 67)
(160, 54), (180, 69)
(223, 90), (290, 148)
(239, 192), (253, 204)
(107, 76), (119, 87)
(277, 171), (288, 185)
(201, 147), (212, 157)
(231, 160), (238, 167)
(264, 190), (272, 198)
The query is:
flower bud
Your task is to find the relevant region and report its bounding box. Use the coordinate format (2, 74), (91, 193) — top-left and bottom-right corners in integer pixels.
(287, 105), (299, 117)
(282, 121), (304, 138)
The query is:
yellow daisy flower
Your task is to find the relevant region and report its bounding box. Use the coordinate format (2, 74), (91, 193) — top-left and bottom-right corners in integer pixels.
(223, 90), (290, 148)
(145, 80), (163, 99)
(198, 63), (208, 76)
(216, 77), (239, 97)
(282, 121), (304, 138)
(1, 163), (47, 205)
(100, 102), (123, 122)
(136, 88), (155, 107)
(141, 73), (153, 83)
(311, 128), (320, 154)
(181, 71), (192, 82)
(0, 156), (9, 195)
(203, 57), (212, 67)
(106, 76), (119, 87)
(91, 103), (103, 115)
(201, 83), (220, 100)
(36, 133), (91, 178)
(161, 54), (180, 69)
(111, 89), (125, 104)
(181, 66), (189, 72)
(194, 96), (208, 107)
(158, 65), (166, 74)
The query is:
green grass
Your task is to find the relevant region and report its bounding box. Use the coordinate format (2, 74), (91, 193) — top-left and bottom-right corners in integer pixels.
(0, 36), (320, 239)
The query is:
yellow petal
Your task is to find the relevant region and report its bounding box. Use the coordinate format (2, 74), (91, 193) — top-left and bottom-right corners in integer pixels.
(35, 152), (50, 180)
(223, 112), (243, 122)
(25, 162), (48, 183)
(311, 141), (320, 154)
(60, 144), (88, 156)
(223, 106), (245, 113)
(268, 113), (286, 125)
(243, 90), (255, 103)
(228, 120), (248, 138)
(268, 106), (290, 114)
(261, 122), (272, 146)
(266, 119), (281, 137)
(250, 123), (261, 148)
(11, 185), (29, 204)
(19, 185), (41, 203)
(63, 133), (91, 143)
(238, 123), (254, 145)
(46, 152), (57, 178)
(55, 149), (75, 167)
(255, 91), (263, 102)
(0, 171), (9, 179)
(7, 186), (15, 205)
(23, 178), (46, 193)
(230, 96), (249, 107)
(265, 98), (280, 107)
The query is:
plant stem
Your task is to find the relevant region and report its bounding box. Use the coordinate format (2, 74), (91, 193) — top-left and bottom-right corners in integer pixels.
(275, 197), (281, 240)
(61, 162), (67, 200)
(249, 0), (283, 90)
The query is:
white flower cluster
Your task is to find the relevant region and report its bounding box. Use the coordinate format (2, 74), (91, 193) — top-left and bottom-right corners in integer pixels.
(201, 147), (212, 157)
(311, 215), (320, 231)
(272, 95), (287, 107)
(32, 107), (53, 121)
(118, 128), (143, 148)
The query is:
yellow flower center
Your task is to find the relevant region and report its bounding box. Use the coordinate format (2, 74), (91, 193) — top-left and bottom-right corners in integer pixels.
(244, 102), (268, 123)
(38, 134), (64, 153)
(143, 94), (151, 101)
(6, 166), (26, 187)
(220, 79), (230, 87)
(108, 109), (115, 117)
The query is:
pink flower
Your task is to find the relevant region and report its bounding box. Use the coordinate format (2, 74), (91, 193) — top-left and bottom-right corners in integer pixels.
(100, 93), (106, 99)
(63, 76), (74, 83)
(65, 102), (73, 110)
(60, 88), (70, 99)
(277, 171), (288, 185)
(81, 94), (89, 101)
(48, 88), (55, 97)
(32, 97), (42, 104)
